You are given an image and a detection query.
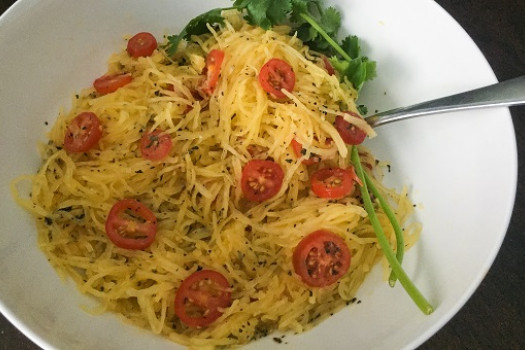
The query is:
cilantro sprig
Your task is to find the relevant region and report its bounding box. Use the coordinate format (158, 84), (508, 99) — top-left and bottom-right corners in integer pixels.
(165, 0), (376, 91)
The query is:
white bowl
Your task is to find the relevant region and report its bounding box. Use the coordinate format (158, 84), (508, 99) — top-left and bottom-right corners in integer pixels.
(0, 0), (517, 349)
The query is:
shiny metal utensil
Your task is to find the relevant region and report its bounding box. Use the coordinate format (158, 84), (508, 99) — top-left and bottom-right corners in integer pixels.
(365, 75), (525, 127)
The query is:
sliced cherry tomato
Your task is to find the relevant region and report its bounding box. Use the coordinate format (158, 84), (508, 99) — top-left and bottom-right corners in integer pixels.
(126, 32), (157, 58)
(241, 159), (284, 202)
(64, 112), (102, 153)
(175, 270), (232, 328)
(93, 73), (132, 94)
(322, 56), (335, 76)
(310, 167), (358, 199)
(293, 230), (351, 287)
(105, 199), (157, 250)
(201, 49), (225, 95)
(334, 112), (367, 145)
(140, 129), (173, 160)
(291, 138), (320, 165)
(258, 58), (295, 99)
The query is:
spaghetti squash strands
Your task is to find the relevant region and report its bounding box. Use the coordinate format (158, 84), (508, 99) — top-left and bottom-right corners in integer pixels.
(12, 13), (420, 349)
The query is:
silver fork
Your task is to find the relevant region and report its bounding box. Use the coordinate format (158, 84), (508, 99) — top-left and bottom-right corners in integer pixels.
(365, 75), (525, 127)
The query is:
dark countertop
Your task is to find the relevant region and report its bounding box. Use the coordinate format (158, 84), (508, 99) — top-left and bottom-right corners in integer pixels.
(1, 0), (523, 349)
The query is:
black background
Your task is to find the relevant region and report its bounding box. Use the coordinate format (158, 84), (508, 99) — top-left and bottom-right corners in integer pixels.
(1, 0), (523, 349)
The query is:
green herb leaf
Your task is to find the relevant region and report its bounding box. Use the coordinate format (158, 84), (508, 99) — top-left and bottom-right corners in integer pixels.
(341, 35), (360, 59)
(331, 55), (377, 91)
(357, 104), (368, 115)
(320, 7), (341, 34)
(166, 8), (225, 55)
(234, 0), (291, 29)
(289, 0), (316, 22)
(295, 6), (341, 56)
(185, 8), (225, 37)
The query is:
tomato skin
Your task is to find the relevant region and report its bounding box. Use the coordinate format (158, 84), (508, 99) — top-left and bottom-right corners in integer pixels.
(105, 199), (157, 250)
(293, 230), (351, 287)
(310, 167), (357, 199)
(322, 56), (336, 76)
(201, 49), (225, 95)
(258, 58), (295, 99)
(291, 138), (320, 165)
(93, 73), (132, 94)
(64, 112), (102, 153)
(241, 159), (284, 202)
(334, 112), (367, 145)
(175, 270), (232, 328)
(140, 129), (173, 161)
(127, 32), (157, 58)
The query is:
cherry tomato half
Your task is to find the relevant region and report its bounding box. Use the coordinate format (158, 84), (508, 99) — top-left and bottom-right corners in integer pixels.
(140, 129), (173, 161)
(105, 199), (157, 250)
(293, 230), (351, 287)
(201, 49), (225, 95)
(291, 138), (321, 165)
(241, 159), (284, 202)
(127, 32), (157, 58)
(334, 112), (367, 145)
(93, 73), (132, 94)
(64, 112), (102, 153)
(258, 58), (295, 99)
(174, 270), (232, 328)
(310, 167), (359, 199)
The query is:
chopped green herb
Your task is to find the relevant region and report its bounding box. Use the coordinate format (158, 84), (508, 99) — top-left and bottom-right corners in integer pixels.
(165, 0), (376, 91)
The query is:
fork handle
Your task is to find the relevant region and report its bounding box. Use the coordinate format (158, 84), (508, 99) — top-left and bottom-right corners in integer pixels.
(365, 75), (525, 127)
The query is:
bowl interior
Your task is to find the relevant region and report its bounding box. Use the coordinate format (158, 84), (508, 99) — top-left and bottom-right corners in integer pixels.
(0, 0), (516, 349)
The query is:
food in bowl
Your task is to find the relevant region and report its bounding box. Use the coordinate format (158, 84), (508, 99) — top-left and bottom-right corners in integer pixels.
(11, 1), (432, 348)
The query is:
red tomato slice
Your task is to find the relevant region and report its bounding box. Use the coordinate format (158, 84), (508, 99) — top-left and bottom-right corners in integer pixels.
(105, 199), (157, 250)
(93, 73), (132, 94)
(291, 138), (320, 165)
(140, 129), (173, 161)
(334, 112), (367, 145)
(310, 167), (357, 199)
(201, 49), (225, 95)
(258, 58), (295, 99)
(322, 56), (335, 76)
(64, 112), (102, 153)
(126, 32), (158, 58)
(174, 270), (232, 328)
(293, 230), (351, 287)
(241, 159), (284, 202)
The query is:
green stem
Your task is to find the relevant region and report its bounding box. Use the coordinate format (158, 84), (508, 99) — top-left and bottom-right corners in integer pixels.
(351, 146), (433, 315)
(299, 12), (352, 61)
(362, 171), (404, 287)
